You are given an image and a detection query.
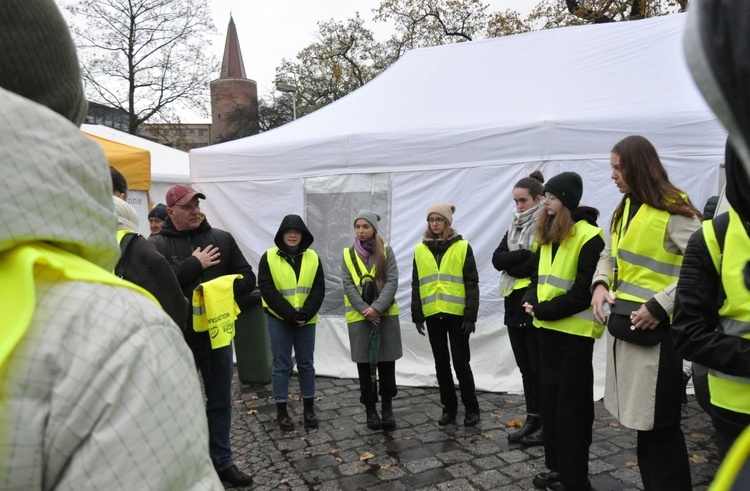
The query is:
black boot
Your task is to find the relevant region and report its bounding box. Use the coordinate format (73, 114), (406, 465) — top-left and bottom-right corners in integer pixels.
(303, 398), (319, 428)
(521, 426), (544, 447)
(276, 402), (294, 431)
(508, 414), (540, 443)
(365, 405), (382, 430)
(381, 399), (396, 430)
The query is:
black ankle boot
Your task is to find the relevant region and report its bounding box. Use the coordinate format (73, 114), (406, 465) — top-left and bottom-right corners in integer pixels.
(276, 402), (294, 431)
(365, 405), (382, 430)
(381, 400), (395, 430)
(303, 398), (319, 428)
(508, 414), (540, 443)
(521, 426), (544, 447)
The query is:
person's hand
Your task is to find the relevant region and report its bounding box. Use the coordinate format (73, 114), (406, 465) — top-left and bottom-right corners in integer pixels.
(630, 305), (659, 330)
(193, 244), (220, 269)
(591, 283), (614, 324)
(461, 320), (475, 336)
(293, 311), (307, 327)
(522, 302), (535, 317)
(415, 322), (425, 336)
(362, 307), (381, 325)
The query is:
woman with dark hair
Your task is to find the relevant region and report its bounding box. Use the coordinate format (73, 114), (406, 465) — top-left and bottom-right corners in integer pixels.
(591, 135), (701, 490)
(342, 210), (403, 430)
(492, 170), (545, 446)
(411, 203), (480, 427)
(522, 172), (604, 491)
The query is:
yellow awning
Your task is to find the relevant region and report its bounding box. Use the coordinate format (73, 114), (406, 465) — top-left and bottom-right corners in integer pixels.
(84, 132), (151, 191)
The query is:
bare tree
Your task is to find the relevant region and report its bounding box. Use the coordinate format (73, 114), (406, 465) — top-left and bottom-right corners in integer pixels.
(65, 0), (219, 134)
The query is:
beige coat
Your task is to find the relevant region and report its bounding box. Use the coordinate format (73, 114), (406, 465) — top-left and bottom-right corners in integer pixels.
(592, 212), (700, 430)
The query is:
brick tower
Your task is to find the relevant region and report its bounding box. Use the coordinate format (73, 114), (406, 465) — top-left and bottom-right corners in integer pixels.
(210, 16), (259, 143)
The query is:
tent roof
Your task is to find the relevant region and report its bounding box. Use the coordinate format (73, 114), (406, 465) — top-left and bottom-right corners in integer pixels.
(191, 13), (719, 182)
(82, 124), (190, 184)
(85, 133), (151, 191)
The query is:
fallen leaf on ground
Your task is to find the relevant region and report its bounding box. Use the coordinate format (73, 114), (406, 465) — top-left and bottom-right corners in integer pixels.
(359, 452), (375, 461)
(506, 418), (523, 428)
(608, 422), (621, 427)
(246, 409), (258, 415)
(330, 448), (339, 454)
(280, 477), (289, 484)
(626, 461), (638, 467)
(483, 433), (494, 439)
(380, 464), (391, 470)
(691, 433), (709, 440)
(690, 455), (709, 464)
(335, 457), (343, 463)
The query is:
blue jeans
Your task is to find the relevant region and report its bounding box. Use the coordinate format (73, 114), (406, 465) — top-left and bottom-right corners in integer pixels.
(266, 315), (316, 403)
(194, 344), (234, 471)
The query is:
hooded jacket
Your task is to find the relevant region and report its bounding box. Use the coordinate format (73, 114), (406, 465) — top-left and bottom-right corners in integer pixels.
(258, 214), (325, 324)
(0, 87), (221, 490)
(149, 214), (256, 354)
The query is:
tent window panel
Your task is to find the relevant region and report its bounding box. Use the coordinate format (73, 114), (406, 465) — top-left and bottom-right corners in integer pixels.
(306, 190), (390, 317)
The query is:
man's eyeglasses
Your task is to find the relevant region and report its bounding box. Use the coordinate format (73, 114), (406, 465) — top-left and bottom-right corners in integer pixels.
(427, 217), (445, 224)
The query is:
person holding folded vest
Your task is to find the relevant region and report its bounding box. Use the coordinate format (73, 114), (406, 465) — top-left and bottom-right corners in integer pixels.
(342, 210), (403, 430)
(259, 214), (325, 432)
(591, 135), (701, 491)
(673, 140), (750, 462)
(521, 172), (604, 491)
(411, 202), (481, 427)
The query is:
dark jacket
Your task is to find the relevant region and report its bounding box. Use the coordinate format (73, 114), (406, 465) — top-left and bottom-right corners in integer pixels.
(522, 206), (605, 321)
(492, 230), (539, 328)
(149, 214), (256, 354)
(116, 233), (188, 329)
(258, 214), (325, 325)
(411, 233), (480, 323)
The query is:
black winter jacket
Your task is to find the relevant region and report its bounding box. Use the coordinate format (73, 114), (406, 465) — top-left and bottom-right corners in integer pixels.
(522, 206), (604, 321)
(492, 230), (538, 328)
(411, 233), (480, 323)
(149, 215), (256, 354)
(258, 214), (325, 325)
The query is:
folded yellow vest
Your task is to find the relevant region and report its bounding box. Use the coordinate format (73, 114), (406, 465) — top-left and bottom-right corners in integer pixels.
(192, 274), (243, 349)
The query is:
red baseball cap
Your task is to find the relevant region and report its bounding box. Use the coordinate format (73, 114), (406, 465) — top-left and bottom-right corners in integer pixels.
(166, 184), (206, 207)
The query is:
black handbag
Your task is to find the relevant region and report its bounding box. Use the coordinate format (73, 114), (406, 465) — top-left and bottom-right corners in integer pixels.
(606, 299), (667, 347)
(350, 247), (376, 305)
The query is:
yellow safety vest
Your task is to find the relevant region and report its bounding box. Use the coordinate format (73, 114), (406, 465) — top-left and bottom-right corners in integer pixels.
(343, 247), (399, 323)
(1, 242), (156, 382)
(192, 274), (243, 349)
(612, 199), (684, 305)
(703, 208), (750, 415)
(262, 248), (320, 324)
(535, 221), (604, 338)
(710, 424), (750, 490)
(414, 240), (468, 317)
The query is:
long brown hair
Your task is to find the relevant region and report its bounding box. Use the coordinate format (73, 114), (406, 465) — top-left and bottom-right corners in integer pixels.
(610, 135), (701, 232)
(372, 234), (387, 294)
(535, 205), (576, 245)
(423, 224), (455, 241)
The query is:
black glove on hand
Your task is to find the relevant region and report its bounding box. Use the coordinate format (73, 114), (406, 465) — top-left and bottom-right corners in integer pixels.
(461, 320), (476, 336)
(415, 322), (425, 336)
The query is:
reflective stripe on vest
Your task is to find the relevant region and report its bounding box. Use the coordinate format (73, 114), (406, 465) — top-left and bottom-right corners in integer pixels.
(414, 240), (468, 317)
(612, 199), (684, 304)
(343, 246), (399, 323)
(704, 208), (750, 415)
(535, 221), (604, 339)
(262, 247), (320, 324)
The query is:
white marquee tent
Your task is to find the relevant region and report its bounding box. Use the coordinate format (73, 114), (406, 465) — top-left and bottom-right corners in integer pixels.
(190, 13), (726, 397)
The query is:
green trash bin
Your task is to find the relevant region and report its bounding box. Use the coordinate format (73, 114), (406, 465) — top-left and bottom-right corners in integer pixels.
(234, 291), (272, 384)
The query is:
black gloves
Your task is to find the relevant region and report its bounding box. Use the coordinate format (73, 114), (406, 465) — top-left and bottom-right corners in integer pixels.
(461, 320), (476, 336)
(415, 322), (425, 336)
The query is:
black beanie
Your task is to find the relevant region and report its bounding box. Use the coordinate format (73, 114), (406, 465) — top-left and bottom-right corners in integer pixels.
(148, 203), (168, 221)
(0, 0), (88, 126)
(544, 172), (583, 211)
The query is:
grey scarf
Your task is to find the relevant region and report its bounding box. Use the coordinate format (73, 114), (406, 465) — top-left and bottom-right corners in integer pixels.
(500, 202), (542, 296)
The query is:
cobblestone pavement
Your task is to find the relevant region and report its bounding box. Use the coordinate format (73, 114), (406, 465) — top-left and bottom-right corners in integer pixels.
(229, 374), (719, 490)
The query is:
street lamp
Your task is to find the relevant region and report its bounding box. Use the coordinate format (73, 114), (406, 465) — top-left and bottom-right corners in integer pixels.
(275, 82), (298, 121)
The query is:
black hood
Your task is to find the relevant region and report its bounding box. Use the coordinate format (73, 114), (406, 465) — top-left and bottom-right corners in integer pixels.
(686, 2), (750, 210)
(274, 214), (314, 252)
(725, 139), (750, 223)
(572, 205), (600, 227)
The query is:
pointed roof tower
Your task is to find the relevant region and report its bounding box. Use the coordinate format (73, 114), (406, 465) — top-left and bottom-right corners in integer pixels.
(220, 15), (246, 78)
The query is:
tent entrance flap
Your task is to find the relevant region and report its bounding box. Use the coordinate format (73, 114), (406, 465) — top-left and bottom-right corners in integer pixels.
(304, 174), (391, 317)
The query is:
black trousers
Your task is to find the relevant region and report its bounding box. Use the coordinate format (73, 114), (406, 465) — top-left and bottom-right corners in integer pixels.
(507, 325), (541, 416)
(710, 404), (750, 461)
(637, 426), (692, 491)
(539, 328), (594, 489)
(357, 361), (397, 406)
(426, 315), (479, 415)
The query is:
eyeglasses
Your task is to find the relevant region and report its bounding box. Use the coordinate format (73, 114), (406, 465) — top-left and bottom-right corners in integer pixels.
(427, 217), (445, 224)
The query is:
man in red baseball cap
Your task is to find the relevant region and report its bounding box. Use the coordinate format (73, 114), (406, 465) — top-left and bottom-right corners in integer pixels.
(150, 184), (257, 487)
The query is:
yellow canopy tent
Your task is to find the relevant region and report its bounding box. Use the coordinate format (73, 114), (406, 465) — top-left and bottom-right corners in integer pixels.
(83, 132), (151, 191)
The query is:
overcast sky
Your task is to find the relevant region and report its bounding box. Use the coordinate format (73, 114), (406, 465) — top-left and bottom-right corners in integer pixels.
(208, 0), (536, 99)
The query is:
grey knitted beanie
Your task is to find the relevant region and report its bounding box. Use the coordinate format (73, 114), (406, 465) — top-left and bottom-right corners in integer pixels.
(354, 210), (381, 233)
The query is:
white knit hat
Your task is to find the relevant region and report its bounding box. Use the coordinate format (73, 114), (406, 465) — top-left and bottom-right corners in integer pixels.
(113, 196), (139, 231)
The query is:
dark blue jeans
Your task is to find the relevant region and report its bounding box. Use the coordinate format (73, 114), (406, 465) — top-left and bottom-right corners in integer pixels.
(194, 344), (234, 471)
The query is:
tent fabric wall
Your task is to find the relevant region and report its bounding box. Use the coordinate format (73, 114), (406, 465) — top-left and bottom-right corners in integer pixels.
(85, 133), (151, 191)
(190, 14), (726, 397)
